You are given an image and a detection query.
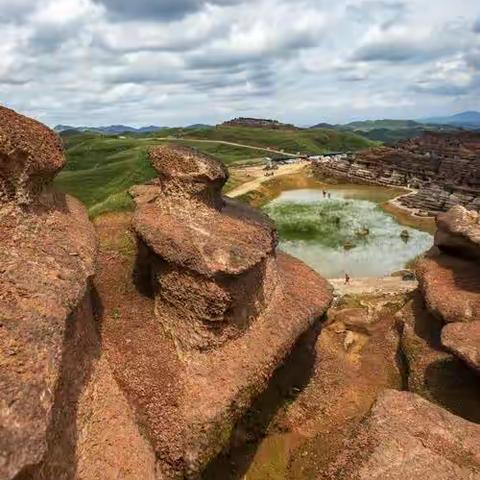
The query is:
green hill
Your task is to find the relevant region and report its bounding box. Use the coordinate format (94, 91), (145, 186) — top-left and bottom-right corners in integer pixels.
(54, 126), (374, 218)
(180, 125), (374, 154)
(342, 119), (421, 131)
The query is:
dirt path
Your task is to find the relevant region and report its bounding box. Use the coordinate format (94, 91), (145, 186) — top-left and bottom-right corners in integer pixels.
(227, 162), (310, 198)
(155, 137), (295, 156)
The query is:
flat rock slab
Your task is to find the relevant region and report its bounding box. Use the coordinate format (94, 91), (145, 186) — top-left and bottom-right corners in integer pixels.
(329, 276), (418, 297)
(323, 390), (480, 480)
(134, 198), (276, 277)
(442, 321), (480, 374)
(417, 251), (480, 323)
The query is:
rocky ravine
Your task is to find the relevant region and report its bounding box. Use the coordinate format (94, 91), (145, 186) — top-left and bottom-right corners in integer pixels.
(322, 204), (480, 479)
(1, 107), (480, 480)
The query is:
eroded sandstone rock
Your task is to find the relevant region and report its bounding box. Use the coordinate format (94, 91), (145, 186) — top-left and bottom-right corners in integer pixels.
(417, 250), (480, 323)
(442, 321), (480, 374)
(0, 108), (97, 478)
(323, 390), (480, 480)
(130, 144), (333, 475)
(0, 105), (64, 205)
(396, 293), (480, 423)
(435, 205), (480, 260)
(313, 131), (480, 214)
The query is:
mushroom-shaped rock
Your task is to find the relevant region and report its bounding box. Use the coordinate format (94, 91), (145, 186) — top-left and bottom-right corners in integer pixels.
(150, 144), (228, 210)
(132, 145), (282, 350)
(0, 105), (64, 205)
(130, 144), (332, 474)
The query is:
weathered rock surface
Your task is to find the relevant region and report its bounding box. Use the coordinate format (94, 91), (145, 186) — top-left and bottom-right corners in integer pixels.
(0, 107), (157, 480)
(442, 321), (480, 374)
(130, 144), (333, 476)
(323, 390), (480, 480)
(417, 249), (480, 323)
(416, 205), (480, 380)
(0, 105), (65, 205)
(0, 108), (97, 478)
(435, 205), (480, 260)
(397, 293), (480, 422)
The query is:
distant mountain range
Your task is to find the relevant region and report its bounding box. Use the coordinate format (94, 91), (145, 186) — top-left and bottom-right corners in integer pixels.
(54, 124), (167, 134)
(418, 111), (480, 129)
(54, 123), (213, 135)
(309, 113), (479, 143)
(54, 111), (479, 144)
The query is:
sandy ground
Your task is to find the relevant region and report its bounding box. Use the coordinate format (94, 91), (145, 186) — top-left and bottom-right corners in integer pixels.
(329, 276), (418, 296)
(227, 161), (310, 198)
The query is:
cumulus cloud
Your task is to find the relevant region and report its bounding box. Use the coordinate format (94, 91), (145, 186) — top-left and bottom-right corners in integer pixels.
(0, 0), (479, 126)
(94, 0), (244, 21)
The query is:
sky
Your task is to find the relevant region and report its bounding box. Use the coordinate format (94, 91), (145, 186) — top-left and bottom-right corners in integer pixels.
(0, 0), (479, 127)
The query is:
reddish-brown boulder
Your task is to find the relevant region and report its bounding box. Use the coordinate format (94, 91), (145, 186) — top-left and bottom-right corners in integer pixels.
(323, 390), (480, 479)
(397, 293), (480, 422)
(416, 250), (480, 323)
(442, 321), (480, 374)
(0, 105), (64, 205)
(435, 205), (480, 260)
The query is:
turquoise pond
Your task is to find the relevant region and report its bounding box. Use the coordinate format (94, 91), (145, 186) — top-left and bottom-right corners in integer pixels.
(262, 187), (433, 278)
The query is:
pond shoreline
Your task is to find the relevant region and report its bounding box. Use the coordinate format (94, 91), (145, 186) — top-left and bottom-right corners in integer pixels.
(263, 186), (433, 278)
(227, 165), (435, 234)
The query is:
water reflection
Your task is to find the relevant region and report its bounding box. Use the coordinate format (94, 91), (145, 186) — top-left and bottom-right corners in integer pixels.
(263, 187), (433, 278)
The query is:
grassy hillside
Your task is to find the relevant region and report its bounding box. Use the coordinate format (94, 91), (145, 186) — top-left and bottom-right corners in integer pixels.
(55, 126), (374, 217)
(179, 125), (374, 153)
(342, 119), (421, 131)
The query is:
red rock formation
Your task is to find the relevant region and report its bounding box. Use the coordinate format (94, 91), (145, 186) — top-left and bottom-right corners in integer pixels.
(435, 205), (480, 260)
(130, 144), (332, 475)
(323, 390), (480, 479)
(0, 107), (96, 478)
(0, 108), (157, 480)
(415, 204), (480, 374)
(442, 322), (480, 374)
(313, 131), (480, 214)
(0, 106), (65, 205)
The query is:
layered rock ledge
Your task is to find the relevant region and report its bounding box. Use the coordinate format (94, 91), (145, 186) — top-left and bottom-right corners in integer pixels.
(412, 203), (480, 380)
(129, 144), (332, 475)
(442, 322), (480, 374)
(313, 132), (480, 215)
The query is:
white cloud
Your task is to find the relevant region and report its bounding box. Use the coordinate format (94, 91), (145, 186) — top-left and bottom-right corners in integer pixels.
(0, 0), (479, 127)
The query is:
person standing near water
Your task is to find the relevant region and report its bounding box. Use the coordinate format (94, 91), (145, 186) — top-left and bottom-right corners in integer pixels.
(345, 273), (350, 285)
